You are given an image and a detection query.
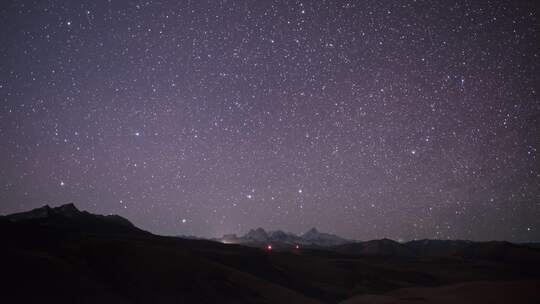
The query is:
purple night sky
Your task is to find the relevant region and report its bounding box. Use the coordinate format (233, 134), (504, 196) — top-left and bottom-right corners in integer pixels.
(1, 0), (539, 242)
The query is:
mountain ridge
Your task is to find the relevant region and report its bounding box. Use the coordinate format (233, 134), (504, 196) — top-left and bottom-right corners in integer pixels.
(1, 203), (148, 236)
(217, 227), (351, 247)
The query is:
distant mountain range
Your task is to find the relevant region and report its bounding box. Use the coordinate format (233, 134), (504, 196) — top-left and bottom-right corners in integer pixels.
(4, 204), (539, 262)
(217, 227), (350, 247)
(219, 227), (540, 264)
(329, 237), (540, 265)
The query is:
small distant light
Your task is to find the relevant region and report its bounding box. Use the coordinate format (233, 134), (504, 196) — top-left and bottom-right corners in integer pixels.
(135, 132), (140, 136)
(60, 181), (65, 186)
(267, 244), (272, 251)
(295, 245), (300, 249)
(182, 218), (187, 224)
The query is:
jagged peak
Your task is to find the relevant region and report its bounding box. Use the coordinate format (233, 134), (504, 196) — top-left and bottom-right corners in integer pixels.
(4, 203), (144, 234)
(302, 227), (320, 237)
(269, 230), (287, 236)
(6, 204), (54, 221)
(243, 227), (269, 241)
(7, 203), (84, 221)
(57, 203), (79, 211)
(246, 227), (267, 234)
(55, 203), (81, 215)
(30, 204), (52, 212)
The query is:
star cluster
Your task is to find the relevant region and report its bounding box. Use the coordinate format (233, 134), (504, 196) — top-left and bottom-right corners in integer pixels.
(1, 0), (539, 242)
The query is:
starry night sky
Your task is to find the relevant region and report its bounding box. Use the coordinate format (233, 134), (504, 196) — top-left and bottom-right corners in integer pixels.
(1, 0), (539, 242)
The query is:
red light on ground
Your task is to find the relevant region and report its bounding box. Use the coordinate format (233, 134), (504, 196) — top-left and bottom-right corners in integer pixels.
(267, 244), (272, 251)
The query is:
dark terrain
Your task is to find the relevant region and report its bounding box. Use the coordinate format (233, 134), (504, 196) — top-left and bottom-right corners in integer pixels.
(2, 204), (539, 303)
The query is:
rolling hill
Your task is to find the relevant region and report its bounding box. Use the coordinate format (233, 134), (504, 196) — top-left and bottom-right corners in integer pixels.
(2, 204), (540, 303)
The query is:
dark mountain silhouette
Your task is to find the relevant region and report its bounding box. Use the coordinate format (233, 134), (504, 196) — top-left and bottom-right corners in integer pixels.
(332, 238), (417, 257)
(2, 204), (540, 303)
(2, 203), (147, 236)
(331, 238), (540, 271)
(406, 239), (473, 257)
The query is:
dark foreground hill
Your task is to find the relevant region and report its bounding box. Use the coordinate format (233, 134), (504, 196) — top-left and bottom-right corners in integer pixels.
(2, 204), (540, 303)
